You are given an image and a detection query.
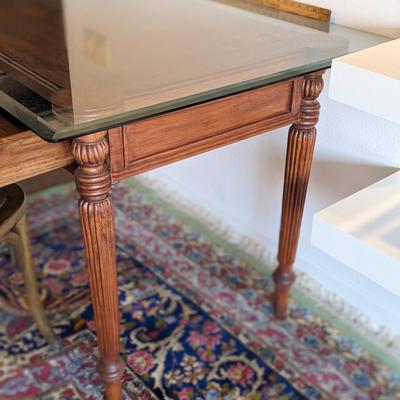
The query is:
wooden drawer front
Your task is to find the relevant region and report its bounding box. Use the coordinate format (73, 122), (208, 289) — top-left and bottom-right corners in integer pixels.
(0, 117), (73, 187)
(109, 78), (302, 180)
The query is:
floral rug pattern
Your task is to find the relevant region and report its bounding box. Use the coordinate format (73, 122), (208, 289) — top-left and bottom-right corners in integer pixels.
(0, 182), (399, 399)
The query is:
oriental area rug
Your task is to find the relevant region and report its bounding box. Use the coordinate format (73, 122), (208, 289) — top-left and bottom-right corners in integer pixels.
(0, 180), (399, 399)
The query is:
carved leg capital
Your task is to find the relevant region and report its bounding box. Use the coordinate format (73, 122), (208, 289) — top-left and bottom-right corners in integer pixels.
(72, 132), (124, 399)
(273, 71), (325, 319)
(72, 132), (111, 201)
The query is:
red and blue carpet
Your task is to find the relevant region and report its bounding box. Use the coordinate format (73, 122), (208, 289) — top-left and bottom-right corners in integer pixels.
(0, 182), (398, 399)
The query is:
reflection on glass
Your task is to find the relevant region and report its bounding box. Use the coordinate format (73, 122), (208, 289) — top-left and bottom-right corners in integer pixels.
(0, 0), (387, 141)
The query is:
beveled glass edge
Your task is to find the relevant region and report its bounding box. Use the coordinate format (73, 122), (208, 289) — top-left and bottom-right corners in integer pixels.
(0, 60), (333, 143)
(0, 90), (54, 137)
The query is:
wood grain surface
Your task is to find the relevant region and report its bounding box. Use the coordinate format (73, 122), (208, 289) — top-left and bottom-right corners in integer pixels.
(214, 0), (330, 31)
(0, 0), (71, 108)
(0, 111), (73, 187)
(244, 0), (331, 22)
(109, 78), (303, 181)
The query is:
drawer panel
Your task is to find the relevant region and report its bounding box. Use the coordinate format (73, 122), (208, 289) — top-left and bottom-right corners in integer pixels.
(109, 77), (302, 180)
(0, 111), (73, 186)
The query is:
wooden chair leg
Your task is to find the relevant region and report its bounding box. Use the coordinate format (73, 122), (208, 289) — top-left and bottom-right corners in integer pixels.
(73, 132), (124, 400)
(9, 245), (17, 265)
(273, 71), (325, 319)
(14, 215), (57, 343)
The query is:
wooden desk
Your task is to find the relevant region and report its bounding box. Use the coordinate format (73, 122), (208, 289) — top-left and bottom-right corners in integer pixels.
(1, 70), (324, 397)
(0, 1), (383, 398)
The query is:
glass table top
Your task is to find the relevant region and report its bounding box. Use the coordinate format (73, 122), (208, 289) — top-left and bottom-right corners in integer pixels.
(0, 0), (387, 142)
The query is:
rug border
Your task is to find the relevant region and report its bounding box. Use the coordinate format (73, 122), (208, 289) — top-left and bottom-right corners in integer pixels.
(127, 177), (400, 375)
(28, 178), (400, 374)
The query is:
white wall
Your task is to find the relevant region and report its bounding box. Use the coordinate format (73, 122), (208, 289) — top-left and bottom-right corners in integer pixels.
(146, 2), (400, 333)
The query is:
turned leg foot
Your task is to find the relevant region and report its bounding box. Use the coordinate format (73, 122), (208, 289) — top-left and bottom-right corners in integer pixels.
(273, 71), (325, 319)
(73, 132), (124, 399)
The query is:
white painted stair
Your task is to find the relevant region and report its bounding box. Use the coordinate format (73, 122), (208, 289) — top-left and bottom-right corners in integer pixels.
(329, 38), (400, 124)
(312, 39), (400, 294)
(312, 171), (400, 296)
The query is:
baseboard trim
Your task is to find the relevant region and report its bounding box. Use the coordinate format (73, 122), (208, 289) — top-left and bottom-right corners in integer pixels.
(134, 172), (400, 369)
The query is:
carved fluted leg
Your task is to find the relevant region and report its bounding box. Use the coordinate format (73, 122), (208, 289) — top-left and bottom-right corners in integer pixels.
(72, 132), (124, 399)
(273, 71), (325, 319)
